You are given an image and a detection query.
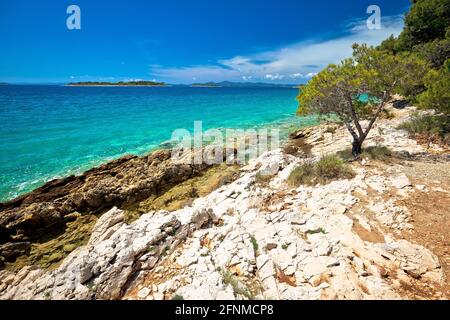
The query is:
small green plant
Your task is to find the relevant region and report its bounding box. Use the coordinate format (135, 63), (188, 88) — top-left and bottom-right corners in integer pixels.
(84, 279), (97, 291)
(161, 245), (170, 256)
(167, 228), (177, 236)
(361, 146), (393, 161)
(250, 236), (259, 255)
(44, 291), (52, 300)
(418, 60), (450, 115)
(287, 155), (355, 187)
(287, 162), (315, 186)
(337, 146), (393, 161)
(172, 294), (184, 300)
(148, 245), (156, 253)
(281, 243), (291, 250)
(305, 228), (326, 235)
(221, 269), (254, 300)
(324, 126), (337, 134)
(254, 172), (275, 185)
(314, 155), (353, 180)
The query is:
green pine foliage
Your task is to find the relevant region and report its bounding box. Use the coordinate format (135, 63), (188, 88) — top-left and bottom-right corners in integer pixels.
(418, 59), (450, 114)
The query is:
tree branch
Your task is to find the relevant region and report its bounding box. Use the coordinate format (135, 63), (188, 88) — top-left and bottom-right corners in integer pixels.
(346, 95), (364, 138)
(345, 122), (359, 142)
(362, 91), (388, 139)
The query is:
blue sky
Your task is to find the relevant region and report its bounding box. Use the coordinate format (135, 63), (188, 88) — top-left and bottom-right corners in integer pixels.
(0, 0), (410, 84)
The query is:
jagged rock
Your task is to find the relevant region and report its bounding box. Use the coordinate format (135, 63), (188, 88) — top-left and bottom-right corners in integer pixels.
(301, 256), (339, 279)
(390, 174), (412, 190)
(382, 240), (443, 283)
(0, 206), (217, 300)
(176, 272), (225, 300)
(291, 214), (306, 226)
(0, 242), (31, 261)
(88, 207), (125, 246)
(153, 292), (164, 300)
(137, 287), (151, 299)
(257, 254), (275, 281)
(415, 184), (426, 191)
(289, 126), (315, 140)
(0, 150), (212, 262)
(308, 234), (333, 257)
(261, 276), (280, 299)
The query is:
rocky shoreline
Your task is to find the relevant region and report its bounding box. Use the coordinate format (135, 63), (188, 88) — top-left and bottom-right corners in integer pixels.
(0, 104), (449, 300)
(0, 149), (224, 269)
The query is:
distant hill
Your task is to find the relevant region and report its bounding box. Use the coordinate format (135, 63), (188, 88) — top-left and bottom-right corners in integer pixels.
(190, 82), (220, 87)
(67, 81), (167, 86)
(189, 81), (301, 88)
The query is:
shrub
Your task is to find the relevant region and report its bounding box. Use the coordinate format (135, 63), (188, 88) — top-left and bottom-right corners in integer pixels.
(337, 146), (393, 161)
(287, 155), (355, 187)
(287, 162), (315, 186)
(418, 59), (450, 115)
(415, 36), (450, 69)
(361, 146), (393, 161)
(254, 172), (275, 185)
(283, 138), (313, 157)
(314, 155), (354, 181)
(396, 0), (450, 51)
(398, 113), (450, 144)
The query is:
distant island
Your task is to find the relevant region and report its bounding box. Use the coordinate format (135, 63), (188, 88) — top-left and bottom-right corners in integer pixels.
(190, 82), (221, 87)
(63, 80), (301, 88)
(67, 80), (167, 87)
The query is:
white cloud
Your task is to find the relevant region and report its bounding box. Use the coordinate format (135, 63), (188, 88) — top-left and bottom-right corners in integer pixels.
(265, 73), (285, 81)
(290, 73), (303, 79)
(150, 15), (404, 83)
(306, 72), (318, 78)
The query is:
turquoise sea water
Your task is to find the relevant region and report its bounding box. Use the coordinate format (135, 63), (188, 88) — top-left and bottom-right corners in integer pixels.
(0, 85), (316, 201)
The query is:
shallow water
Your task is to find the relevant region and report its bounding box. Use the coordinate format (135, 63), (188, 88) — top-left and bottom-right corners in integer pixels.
(0, 85), (316, 201)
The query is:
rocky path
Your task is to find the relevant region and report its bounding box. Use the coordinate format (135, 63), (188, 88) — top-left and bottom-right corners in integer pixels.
(0, 106), (448, 300)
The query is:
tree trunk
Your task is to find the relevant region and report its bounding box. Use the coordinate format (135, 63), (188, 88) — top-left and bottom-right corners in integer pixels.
(352, 139), (362, 156)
